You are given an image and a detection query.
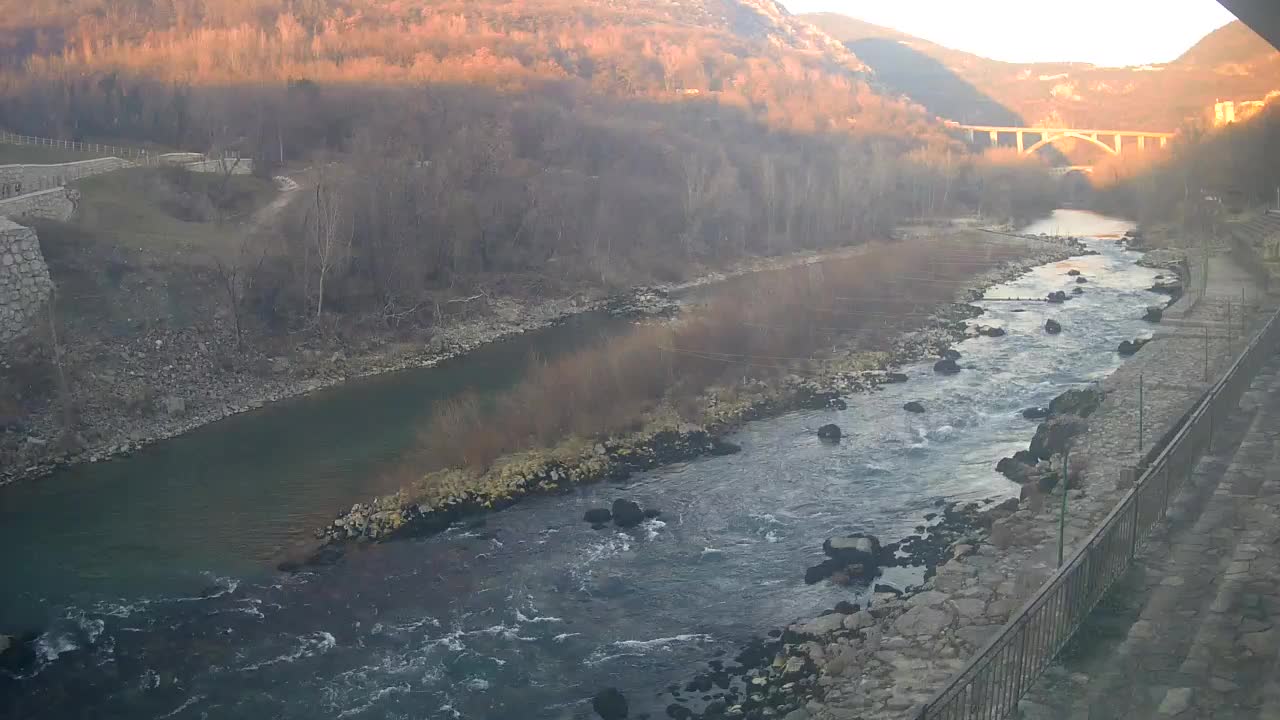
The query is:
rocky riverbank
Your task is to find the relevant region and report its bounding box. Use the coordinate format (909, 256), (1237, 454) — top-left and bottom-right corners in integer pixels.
(311, 234), (1084, 560)
(0, 242), (899, 487)
(645, 244), (1267, 720)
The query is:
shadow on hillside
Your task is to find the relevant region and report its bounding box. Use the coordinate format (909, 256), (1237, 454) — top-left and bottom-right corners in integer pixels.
(848, 38), (1069, 165)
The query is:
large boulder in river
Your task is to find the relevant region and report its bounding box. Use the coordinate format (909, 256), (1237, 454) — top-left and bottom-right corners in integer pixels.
(1076, 276), (1088, 284)
(1044, 319), (1062, 334)
(584, 508), (612, 524)
(592, 687), (629, 719)
(934, 358), (961, 375)
(1067, 269), (1081, 277)
(1049, 387), (1103, 417)
(996, 456), (1041, 484)
(817, 424), (843, 441)
(611, 499), (645, 528)
(1047, 291), (1068, 304)
(942, 349), (962, 361)
(903, 401), (926, 414)
(1118, 338), (1150, 357)
(823, 534), (882, 564)
(1029, 416), (1088, 461)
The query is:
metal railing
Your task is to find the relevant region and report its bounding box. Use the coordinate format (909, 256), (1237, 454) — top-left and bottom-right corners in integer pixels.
(0, 130), (161, 164)
(918, 301), (1280, 720)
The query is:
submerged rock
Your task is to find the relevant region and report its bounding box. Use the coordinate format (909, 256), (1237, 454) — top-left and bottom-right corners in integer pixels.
(817, 424), (842, 441)
(611, 499), (645, 528)
(884, 372), (909, 384)
(933, 358), (961, 375)
(592, 687), (629, 719)
(1044, 319), (1062, 334)
(903, 401), (926, 414)
(1076, 276), (1088, 284)
(1144, 305), (1164, 323)
(1073, 287), (1085, 295)
(583, 508), (612, 524)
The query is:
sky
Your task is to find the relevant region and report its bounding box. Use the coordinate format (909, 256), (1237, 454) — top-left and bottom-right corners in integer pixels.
(782, 0), (1239, 66)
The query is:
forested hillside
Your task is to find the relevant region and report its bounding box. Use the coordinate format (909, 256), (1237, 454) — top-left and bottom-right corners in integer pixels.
(804, 14), (1280, 131)
(0, 0), (1058, 333)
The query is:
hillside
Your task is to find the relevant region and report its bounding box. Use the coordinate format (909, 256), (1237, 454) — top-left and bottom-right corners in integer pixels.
(0, 0), (930, 144)
(803, 14), (1280, 131)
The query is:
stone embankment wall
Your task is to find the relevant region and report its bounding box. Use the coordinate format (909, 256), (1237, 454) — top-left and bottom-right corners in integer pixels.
(0, 218), (52, 343)
(0, 157), (132, 199)
(0, 187), (76, 222)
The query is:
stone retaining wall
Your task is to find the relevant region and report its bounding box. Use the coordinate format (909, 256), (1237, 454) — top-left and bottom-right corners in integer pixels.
(0, 218), (52, 343)
(0, 157), (132, 199)
(0, 187), (75, 222)
(182, 157), (255, 175)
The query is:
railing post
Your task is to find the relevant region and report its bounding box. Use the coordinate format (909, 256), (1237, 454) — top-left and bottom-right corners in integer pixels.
(1129, 488), (1140, 558)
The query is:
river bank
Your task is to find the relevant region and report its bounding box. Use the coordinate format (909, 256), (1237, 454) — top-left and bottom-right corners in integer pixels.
(1, 212), (1186, 720)
(310, 233), (1083, 560)
(652, 237), (1266, 720)
(1, 241), (906, 488)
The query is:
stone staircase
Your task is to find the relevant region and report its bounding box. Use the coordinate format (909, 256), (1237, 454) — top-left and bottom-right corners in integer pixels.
(1017, 359), (1280, 720)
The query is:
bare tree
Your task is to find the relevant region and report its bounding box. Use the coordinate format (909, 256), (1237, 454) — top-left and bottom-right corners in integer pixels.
(306, 166), (352, 321)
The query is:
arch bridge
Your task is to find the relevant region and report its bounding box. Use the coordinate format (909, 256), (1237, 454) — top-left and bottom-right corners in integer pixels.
(954, 124), (1177, 156)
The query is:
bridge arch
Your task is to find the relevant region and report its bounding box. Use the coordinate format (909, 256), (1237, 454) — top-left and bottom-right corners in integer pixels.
(1023, 132), (1118, 157)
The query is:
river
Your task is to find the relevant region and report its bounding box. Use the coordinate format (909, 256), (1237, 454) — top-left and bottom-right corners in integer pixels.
(0, 211), (1157, 719)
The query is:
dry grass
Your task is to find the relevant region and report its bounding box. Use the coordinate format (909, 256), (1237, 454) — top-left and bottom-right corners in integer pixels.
(414, 235), (1030, 472)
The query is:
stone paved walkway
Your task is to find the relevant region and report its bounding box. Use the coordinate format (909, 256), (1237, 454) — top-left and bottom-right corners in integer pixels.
(1019, 359), (1280, 719)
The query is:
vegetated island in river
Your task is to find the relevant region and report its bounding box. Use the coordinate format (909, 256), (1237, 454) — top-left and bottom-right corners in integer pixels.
(299, 229), (1086, 567)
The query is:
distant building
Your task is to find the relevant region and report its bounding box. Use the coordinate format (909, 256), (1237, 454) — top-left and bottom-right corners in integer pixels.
(1214, 92), (1279, 127)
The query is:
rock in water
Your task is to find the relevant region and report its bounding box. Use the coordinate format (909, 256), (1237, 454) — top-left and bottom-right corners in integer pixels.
(1067, 269), (1081, 276)
(1049, 387), (1103, 417)
(1118, 339), (1150, 357)
(823, 534), (882, 565)
(1072, 287), (1085, 295)
(1076, 276), (1088, 284)
(903, 401), (926, 414)
(583, 508), (612, 524)
(884, 372), (909, 384)
(1144, 305), (1164, 323)
(1022, 407), (1051, 420)
(1046, 291), (1067, 304)
(933, 358), (961, 375)
(611, 499), (645, 528)
(1029, 416), (1089, 461)
(942, 349), (962, 361)
(976, 325), (1006, 337)
(592, 687), (629, 719)
(1044, 319), (1062, 334)
(817, 424), (842, 441)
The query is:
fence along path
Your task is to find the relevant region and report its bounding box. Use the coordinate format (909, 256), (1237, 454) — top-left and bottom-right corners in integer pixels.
(916, 297), (1280, 719)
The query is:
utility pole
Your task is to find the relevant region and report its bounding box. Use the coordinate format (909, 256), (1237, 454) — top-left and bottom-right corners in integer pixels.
(1138, 374), (1144, 457)
(1058, 448), (1071, 568)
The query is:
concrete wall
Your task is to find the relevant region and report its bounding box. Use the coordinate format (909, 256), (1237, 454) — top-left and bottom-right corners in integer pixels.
(0, 187), (75, 222)
(0, 218), (52, 343)
(0, 157), (132, 199)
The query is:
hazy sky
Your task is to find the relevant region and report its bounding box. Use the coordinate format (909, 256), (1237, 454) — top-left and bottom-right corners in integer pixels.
(782, 0), (1238, 66)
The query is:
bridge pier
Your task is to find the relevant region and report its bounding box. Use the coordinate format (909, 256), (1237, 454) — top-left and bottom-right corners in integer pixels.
(1115, 135), (1123, 155)
(1139, 136), (1146, 150)
(989, 130), (998, 147)
(1016, 131), (1025, 153)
